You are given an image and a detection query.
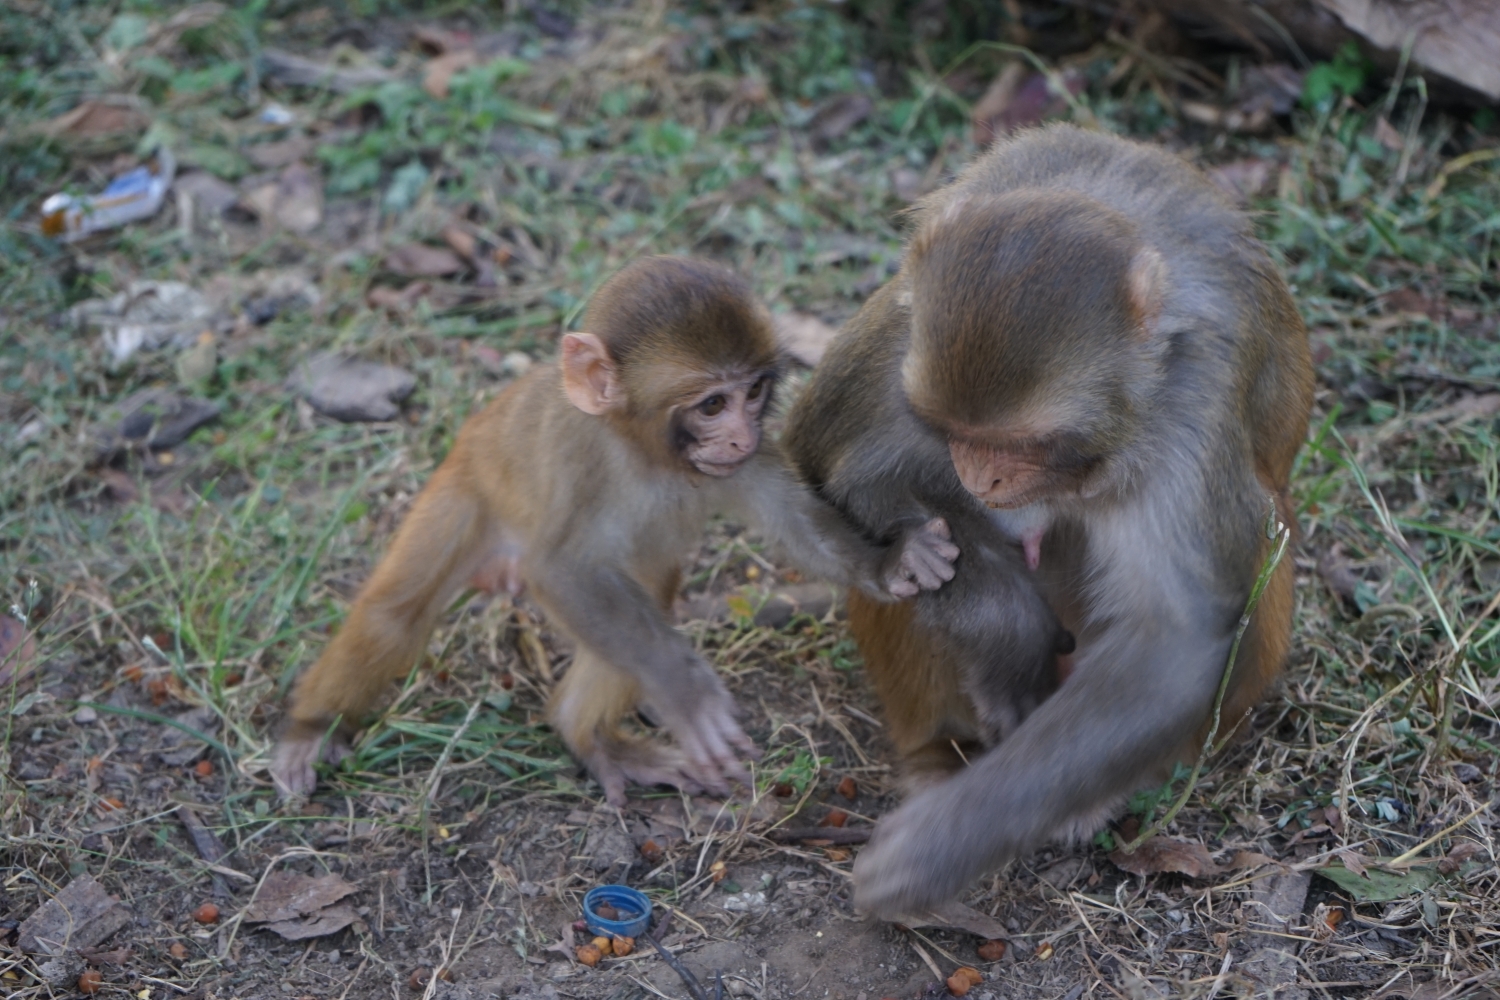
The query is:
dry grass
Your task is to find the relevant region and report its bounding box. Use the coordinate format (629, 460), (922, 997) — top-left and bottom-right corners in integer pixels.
(1, 2), (1497, 998)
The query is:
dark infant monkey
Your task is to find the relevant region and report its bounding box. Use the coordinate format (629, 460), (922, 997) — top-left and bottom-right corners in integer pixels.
(783, 124), (1314, 918)
(273, 256), (959, 806)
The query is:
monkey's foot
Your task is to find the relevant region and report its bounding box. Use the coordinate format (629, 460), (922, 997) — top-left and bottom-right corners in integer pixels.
(586, 742), (712, 808)
(271, 728), (352, 798)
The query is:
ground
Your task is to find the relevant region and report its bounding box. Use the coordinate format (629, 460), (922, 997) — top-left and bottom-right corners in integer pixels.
(2, 2), (1498, 999)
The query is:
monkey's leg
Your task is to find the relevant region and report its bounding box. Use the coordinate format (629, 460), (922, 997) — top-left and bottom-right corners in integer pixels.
(549, 649), (713, 806)
(273, 465), (492, 796)
(846, 591), (981, 783)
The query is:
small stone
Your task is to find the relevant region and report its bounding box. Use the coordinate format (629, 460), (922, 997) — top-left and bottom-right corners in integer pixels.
(73, 706), (99, 725)
(502, 351), (533, 377)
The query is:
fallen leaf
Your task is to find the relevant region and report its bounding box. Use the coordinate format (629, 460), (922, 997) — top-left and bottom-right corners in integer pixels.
(411, 25), (473, 55)
(1317, 543), (1362, 606)
(1374, 116), (1404, 151)
(1382, 287), (1445, 320)
(384, 243), (465, 277)
(175, 171), (240, 215)
(18, 875), (132, 957)
(0, 615), (38, 686)
(423, 49), (478, 99)
(1338, 850), (1370, 878)
(442, 224), (478, 261)
(1208, 158), (1274, 204)
(243, 872), (360, 940)
(971, 65), (1083, 146)
(774, 312), (838, 367)
(288, 353), (417, 423)
(1315, 860), (1441, 902)
(1110, 836), (1222, 878)
(1227, 850), (1277, 870)
(41, 99), (149, 141)
(808, 93), (873, 146)
(1438, 841), (1482, 875)
(241, 161), (323, 234)
(246, 136), (315, 171)
(367, 282), (432, 313)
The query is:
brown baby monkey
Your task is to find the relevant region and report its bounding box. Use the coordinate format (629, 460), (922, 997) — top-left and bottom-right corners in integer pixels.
(784, 124), (1313, 918)
(272, 256), (958, 805)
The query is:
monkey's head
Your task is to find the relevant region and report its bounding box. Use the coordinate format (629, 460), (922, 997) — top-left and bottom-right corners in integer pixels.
(901, 189), (1168, 508)
(561, 256), (783, 476)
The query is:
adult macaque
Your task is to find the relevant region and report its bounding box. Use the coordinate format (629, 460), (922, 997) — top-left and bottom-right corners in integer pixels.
(783, 125), (1313, 917)
(272, 256), (958, 804)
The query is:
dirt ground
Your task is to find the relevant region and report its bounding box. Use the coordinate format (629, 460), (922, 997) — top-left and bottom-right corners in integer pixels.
(3, 2), (1499, 999)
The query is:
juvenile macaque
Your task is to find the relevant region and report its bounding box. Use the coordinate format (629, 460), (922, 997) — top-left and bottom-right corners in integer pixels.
(783, 124), (1313, 917)
(272, 256), (958, 804)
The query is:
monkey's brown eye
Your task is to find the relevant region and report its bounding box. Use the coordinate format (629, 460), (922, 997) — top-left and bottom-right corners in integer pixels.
(699, 395), (726, 416)
(747, 376), (769, 400)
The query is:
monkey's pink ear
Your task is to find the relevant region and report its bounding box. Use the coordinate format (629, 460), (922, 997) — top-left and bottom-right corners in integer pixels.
(1128, 248), (1167, 335)
(560, 332), (622, 415)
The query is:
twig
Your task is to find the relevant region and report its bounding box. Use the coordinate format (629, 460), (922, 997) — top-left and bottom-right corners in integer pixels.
(1386, 802), (1490, 868)
(644, 909), (711, 1000)
(1124, 497), (1291, 853)
(763, 827), (871, 844)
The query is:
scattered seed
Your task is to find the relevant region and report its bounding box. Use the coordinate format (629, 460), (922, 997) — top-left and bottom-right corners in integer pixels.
(575, 943), (602, 967)
(78, 969), (103, 994)
(192, 903), (220, 924)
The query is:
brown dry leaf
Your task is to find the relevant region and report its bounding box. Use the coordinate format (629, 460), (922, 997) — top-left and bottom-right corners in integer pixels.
(1209, 158), (1274, 204)
(1338, 850), (1370, 878)
(261, 904), (359, 941)
(0, 614), (38, 686)
(367, 282), (433, 313)
(1110, 836), (1222, 878)
(41, 99), (149, 140)
(246, 137), (315, 171)
(1317, 543), (1362, 606)
(17, 875), (132, 957)
(384, 243), (465, 277)
(971, 65), (1082, 146)
(1438, 841), (1483, 875)
(1374, 116), (1405, 152)
(423, 49), (479, 99)
(1227, 850), (1278, 870)
(442, 224), (478, 262)
(1382, 287), (1445, 320)
(775, 312), (838, 367)
(808, 93), (873, 146)
(242, 162), (323, 234)
(244, 872), (358, 925)
(411, 25), (473, 55)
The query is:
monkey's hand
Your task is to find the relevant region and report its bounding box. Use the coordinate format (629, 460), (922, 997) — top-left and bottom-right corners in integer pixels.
(882, 517), (959, 598)
(271, 721), (353, 798)
(641, 661), (762, 799)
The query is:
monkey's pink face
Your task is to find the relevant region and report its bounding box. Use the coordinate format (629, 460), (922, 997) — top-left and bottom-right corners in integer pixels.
(948, 438), (1052, 507)
(679, 374), (774, 476)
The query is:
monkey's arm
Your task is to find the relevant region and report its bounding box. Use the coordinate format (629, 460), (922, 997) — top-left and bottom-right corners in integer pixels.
(851, 617), (1231, 917)
(526, 559), (759, 795)
(734, 447), (958, 599)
